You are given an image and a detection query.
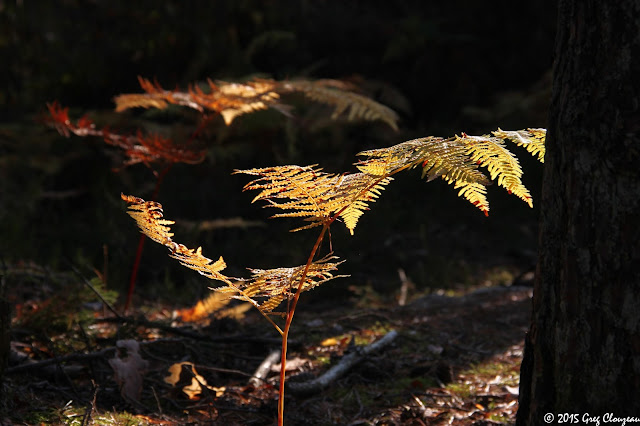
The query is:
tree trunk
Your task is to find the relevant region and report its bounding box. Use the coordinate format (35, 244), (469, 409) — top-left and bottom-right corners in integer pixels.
(517, 1), (640, 423)
(0, 269), (8, 386)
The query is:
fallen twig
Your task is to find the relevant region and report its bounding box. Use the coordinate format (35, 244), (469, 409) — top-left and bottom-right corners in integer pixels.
(287, 330), (398, 396)
(249, 349), (281, 387)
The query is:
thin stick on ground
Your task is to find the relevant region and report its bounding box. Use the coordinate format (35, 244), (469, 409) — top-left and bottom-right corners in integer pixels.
(287, 329), (398, 396)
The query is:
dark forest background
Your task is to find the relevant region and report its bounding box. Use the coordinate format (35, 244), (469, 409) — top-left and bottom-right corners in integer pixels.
(0, 1), (556, 307)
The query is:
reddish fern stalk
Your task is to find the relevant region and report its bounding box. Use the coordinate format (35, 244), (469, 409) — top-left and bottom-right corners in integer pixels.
(45, 101), (207, 169)
(45, 101), (209, 313)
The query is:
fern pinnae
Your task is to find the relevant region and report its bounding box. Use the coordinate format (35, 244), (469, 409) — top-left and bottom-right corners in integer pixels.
(121, 194), (232, 283)
(279, 79), (400, 130)
(458, 133), (533, 207)
(223, 255), (346, 315)
(329, 172), (393, 235)
(493, 128), (546, 162)
(237, 165), (335, 230)
(121, 193), (285, 333)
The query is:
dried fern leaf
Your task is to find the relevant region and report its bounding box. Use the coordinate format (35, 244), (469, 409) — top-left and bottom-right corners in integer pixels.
(357, 137), (488, 182)
(114, 77), (281, 125)
(356, 128), (542, 215)
(330, 173), (393, 235)
(46, 102), (206, 169)
(169, 245), (230, 283)
(192, 79), (281, 125)
(236, 166), (391, 234)
(280, 79), (399, 130)
(115, 76), (399, 129)
(357, 137), (492, 214)
(214, 255), (346, 314)
(493, 128), (546, 162)
(237, 165), (335, 231)
(457, 133), (532, 207)
(114, 77), (199, 112)
(121, 194), (175, 245)
(121, 194), (231, 284)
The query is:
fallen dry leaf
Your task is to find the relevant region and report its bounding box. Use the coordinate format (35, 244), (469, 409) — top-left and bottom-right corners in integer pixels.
(108, 339), (149, 402)
(164, 362), (225, 400)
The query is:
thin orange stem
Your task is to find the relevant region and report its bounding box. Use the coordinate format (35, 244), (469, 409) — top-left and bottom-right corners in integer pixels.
(278, 224), (329, 425)
(277, 166), (410, 424)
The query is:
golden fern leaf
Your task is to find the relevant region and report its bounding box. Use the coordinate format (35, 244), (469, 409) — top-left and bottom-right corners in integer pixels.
(237, 165), (336, 231)
(330, 173), (393, 235)
(115, 76), (398, 129)
(121, 194), (231, 284)
(120, 194), (175, 245)
(114, 77), (281, 125)
(114, 77), (195, 112)
(493, 128), (546, 162)
(279, 79), (399, 130)
(356, 128), (542, 214)
(235, 166), (391, 234)
(356, 137), (488, 182)
(213, 255), (346, 314)
(190, 79), (281, 125)
(356, 137), (492, 214)
(457, 133), (533, 207)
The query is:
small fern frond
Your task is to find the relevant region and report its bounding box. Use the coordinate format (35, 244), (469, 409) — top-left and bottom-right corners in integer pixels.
(114, 77), (281, 125)
(357, 137), (489, 183)
(458, 133), (533, 208)
(237, 165), (335, 231)
(493, 128), (546, 162)
(214, 255), (346, 314)
(121, 194), (231, 284)
(191, 78), (281, 125)
(356, 128), (544, 215)
(46, 101), (206, 169)
(357, 137), (491, 213)
(169, 246), (230, 283)
(280, 79), (399, 130)
(120, 194), (176, 246)
(114, 76), (399, 129)
(235, 166), (391, 234)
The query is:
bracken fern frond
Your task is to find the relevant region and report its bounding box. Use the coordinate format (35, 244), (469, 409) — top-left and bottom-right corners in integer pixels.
(213, 255), (346, 315)
(114, 76), (399, 129)
(235, 166), (391, 234)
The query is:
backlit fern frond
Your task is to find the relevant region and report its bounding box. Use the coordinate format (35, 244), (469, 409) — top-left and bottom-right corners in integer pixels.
(356, 136), (489, 182)
(115, 77), (281, 125)
(356, 137), (491, 214)
(235, 166), (391, 234)
(493, 128), (546, 162)
(330, 173), (393, 235)
(121, 194), (176, 246)
(457, 132), (532, 208)
(121, 194), (231, 284)
(355, 128), (545, 215)
(114, 76), (399, 129)
(213, 255), (345, 314)
(279, 79), (399, 130)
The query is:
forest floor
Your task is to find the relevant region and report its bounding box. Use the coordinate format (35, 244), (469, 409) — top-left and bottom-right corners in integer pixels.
(3, 279), (532, 425)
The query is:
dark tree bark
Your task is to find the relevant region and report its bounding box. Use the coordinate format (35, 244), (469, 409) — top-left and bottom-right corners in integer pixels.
(517, 1), (640, 424)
